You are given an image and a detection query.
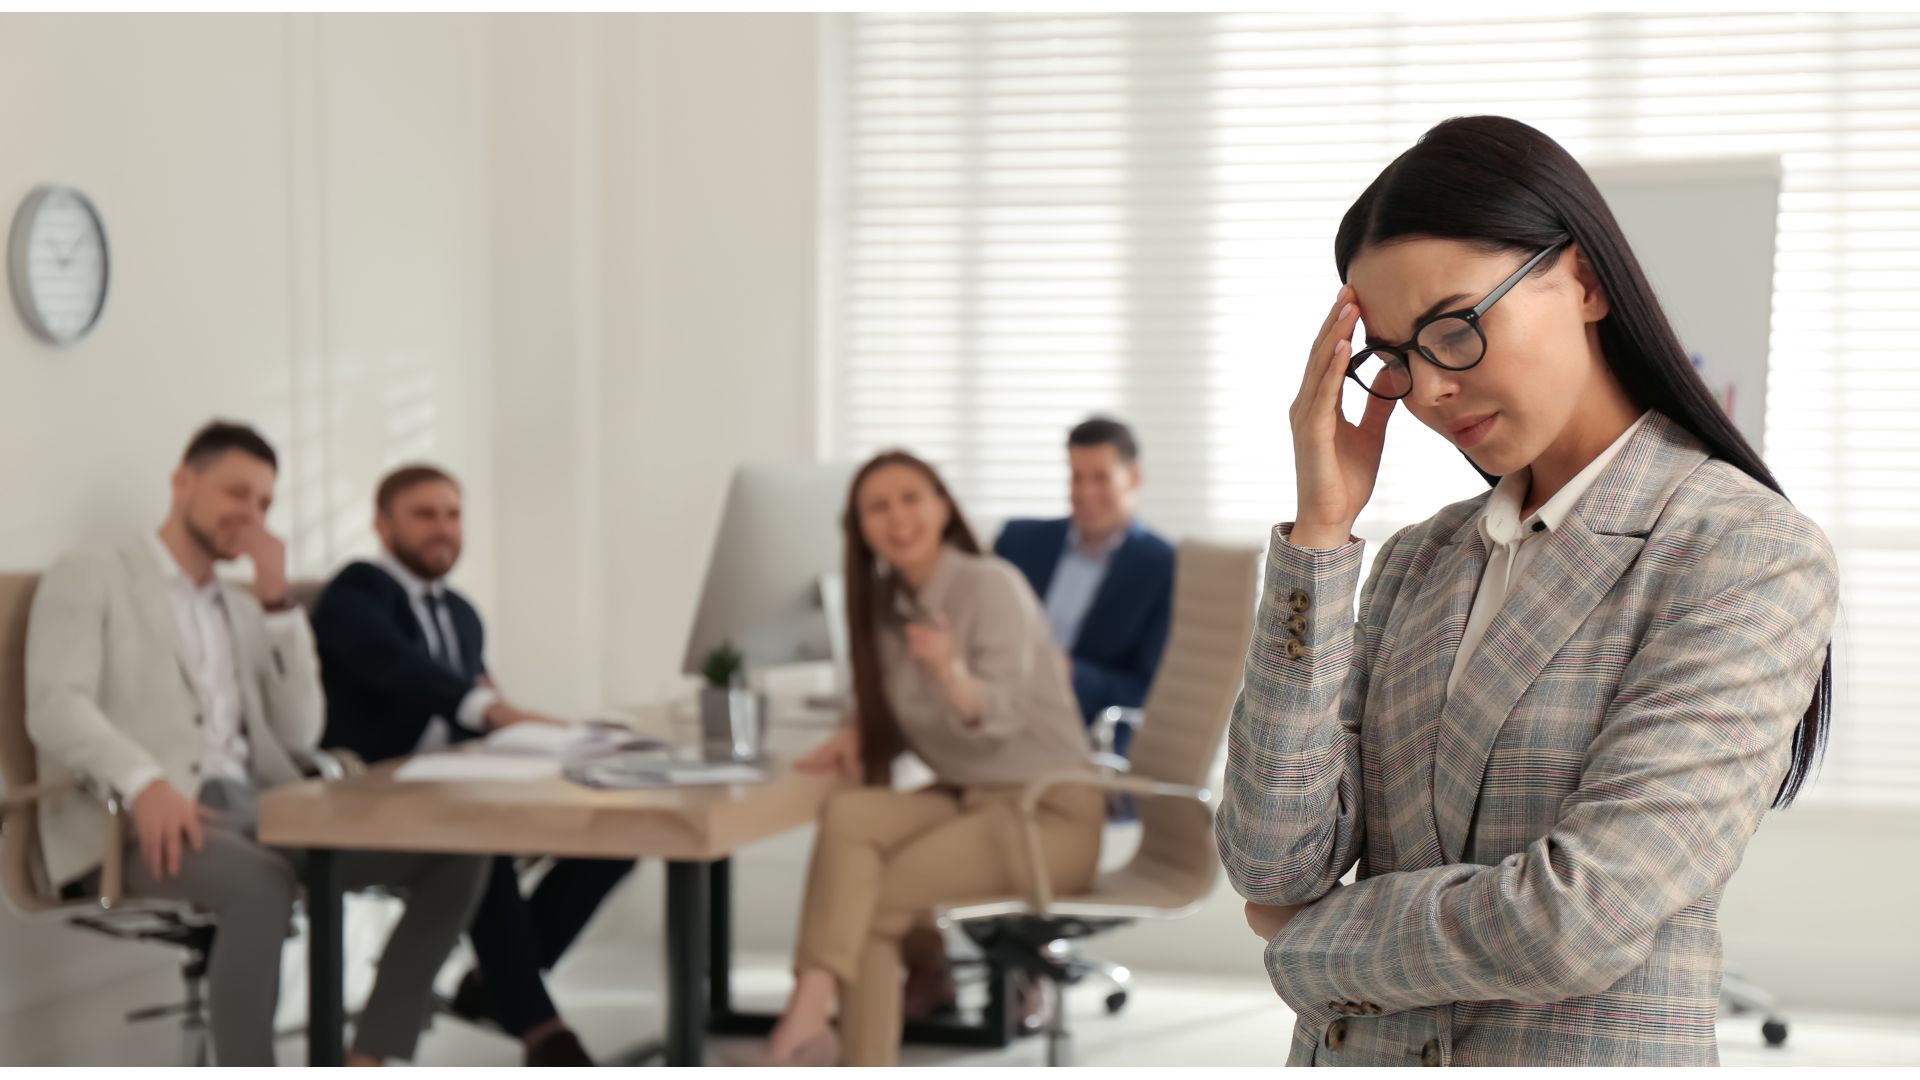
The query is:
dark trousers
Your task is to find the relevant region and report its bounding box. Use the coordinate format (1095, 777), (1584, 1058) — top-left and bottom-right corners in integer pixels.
(465, 855), (638, 1035)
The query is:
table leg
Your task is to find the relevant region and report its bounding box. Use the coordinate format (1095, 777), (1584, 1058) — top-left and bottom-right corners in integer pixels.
(307, 849), (345, 1067)
(709, 857), (733, 1016)
(666, 860), (712, 1067)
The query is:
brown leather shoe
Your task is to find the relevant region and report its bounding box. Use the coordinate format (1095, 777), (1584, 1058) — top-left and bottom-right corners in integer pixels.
(903, 963), (960, 1021)
(900, 924), (959, 1020)
(525, 1028), (595, 1067)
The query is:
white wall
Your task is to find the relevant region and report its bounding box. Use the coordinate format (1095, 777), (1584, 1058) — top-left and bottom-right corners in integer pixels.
(480, 14), (818, 715)
(0, 9), (495, 1025)
(600, 14), (822, 708)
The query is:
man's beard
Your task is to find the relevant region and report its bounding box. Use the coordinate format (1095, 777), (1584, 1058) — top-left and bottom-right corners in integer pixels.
(392, 541), (456, 582)
(183, 516), (230, 563)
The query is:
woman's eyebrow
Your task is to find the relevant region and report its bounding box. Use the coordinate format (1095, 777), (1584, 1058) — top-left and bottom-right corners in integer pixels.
(1362, 292), (1470, 347)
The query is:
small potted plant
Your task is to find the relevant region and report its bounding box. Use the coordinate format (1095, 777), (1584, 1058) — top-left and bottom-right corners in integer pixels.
(699, 642), (763, 762)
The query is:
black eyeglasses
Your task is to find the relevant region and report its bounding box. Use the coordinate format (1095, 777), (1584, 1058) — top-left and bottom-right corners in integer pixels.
(1347, 238), (1569, 401)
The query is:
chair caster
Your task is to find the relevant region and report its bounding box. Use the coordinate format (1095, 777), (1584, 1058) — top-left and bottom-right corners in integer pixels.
(1762, 1019), (1788, 1047)
(1104, 990), (1127, 1015)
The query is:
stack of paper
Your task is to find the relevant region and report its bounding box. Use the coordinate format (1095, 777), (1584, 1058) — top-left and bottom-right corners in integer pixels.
(394, 754), (562, 783)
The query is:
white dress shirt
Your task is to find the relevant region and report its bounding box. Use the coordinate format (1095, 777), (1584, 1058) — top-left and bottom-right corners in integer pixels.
(1446, 412), (1650, 698)
(376, 553), (497, 754)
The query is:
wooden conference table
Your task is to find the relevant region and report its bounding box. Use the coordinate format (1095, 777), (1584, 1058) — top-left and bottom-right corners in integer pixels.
(257, 717), (840, 1067)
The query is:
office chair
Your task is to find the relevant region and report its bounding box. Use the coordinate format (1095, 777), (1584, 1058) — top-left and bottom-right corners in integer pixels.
(942, 540), (1261, 1066)
(0, 572), (362, 1066)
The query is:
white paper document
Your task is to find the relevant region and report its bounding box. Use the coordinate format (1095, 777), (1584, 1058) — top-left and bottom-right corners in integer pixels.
(394, 754), (562, 783)
(482, 722), (628, 758)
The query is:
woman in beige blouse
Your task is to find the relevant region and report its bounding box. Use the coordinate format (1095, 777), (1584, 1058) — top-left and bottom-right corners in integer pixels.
(759, 450), (1103, 1067)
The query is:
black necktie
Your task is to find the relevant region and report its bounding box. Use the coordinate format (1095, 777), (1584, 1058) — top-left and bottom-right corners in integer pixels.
(425, 591), (461, 674)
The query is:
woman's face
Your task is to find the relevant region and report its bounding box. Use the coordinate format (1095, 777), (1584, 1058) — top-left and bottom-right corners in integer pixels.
(1345, 237), (1609, 478)
(857, 463), (952, 572)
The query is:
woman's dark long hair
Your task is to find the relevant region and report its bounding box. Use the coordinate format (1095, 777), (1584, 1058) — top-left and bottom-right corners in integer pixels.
(841, 450), (984, 785)
(1334, 115), (1830, 808)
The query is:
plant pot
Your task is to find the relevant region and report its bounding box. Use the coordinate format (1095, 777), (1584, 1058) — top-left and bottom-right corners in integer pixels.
(699, 686), (766, 763)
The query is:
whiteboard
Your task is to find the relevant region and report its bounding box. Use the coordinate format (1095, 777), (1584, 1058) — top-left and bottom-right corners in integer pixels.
(1588, 157), (1782, 449)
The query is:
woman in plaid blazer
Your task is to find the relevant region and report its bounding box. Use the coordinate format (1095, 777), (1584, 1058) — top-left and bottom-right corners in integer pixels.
(1215, 116), (1838, 1066)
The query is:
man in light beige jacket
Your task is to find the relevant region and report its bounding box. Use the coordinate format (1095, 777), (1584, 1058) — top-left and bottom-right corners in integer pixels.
(26, 421), (485, 1066)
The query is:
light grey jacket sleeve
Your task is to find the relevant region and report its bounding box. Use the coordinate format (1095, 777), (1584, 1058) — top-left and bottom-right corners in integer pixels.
(1215, 524), (1405, 906)
(25, 552), (160, 798)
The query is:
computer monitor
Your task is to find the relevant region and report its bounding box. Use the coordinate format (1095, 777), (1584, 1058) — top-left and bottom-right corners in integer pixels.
(681, 462), (858, 688)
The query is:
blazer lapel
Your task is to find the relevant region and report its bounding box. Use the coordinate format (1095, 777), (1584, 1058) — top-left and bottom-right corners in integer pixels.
(1027, 518), (1071, 599)
(1432, 523), (1643, 863)
(121, 540), (204, 706)
(1372, 520), (1484, 870)
(1430, 411), (1710, 864)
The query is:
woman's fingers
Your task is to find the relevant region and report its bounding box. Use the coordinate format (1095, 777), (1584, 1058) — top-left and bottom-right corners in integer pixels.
(1311, 303), (1359, 419)
(1357, 384), (1396, 441)
(1295, 286), (1354, 404)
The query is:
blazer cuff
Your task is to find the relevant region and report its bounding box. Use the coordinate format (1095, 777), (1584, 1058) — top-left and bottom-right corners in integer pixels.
(1260, 524), (1366, 679)
(115, 764), (166, 806)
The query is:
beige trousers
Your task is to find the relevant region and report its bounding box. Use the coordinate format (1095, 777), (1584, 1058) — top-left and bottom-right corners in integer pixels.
(793, 781), (1105, 1066)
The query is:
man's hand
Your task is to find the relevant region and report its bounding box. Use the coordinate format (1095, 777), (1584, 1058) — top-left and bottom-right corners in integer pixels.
(131, 780), (217, 881)
(1245, 899), (1311, 943)
(484, 700), (564, 730)
(235, 525), (290, 607)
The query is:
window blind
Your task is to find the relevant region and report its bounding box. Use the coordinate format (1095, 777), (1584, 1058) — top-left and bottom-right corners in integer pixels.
(826, 12), (1920, 805)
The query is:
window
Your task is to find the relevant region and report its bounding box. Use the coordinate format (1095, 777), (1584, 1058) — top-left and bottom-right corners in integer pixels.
(826, 13), (1920, 805)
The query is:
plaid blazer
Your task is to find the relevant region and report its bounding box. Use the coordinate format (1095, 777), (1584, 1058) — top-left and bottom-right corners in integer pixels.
(1214, 411), (1838, 1066)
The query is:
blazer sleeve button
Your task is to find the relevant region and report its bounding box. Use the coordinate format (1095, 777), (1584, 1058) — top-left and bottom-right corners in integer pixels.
(1288, 588), (1311, 613)
(1285, 637), (1306, 660)
(1421, 1038), (1442, 1066)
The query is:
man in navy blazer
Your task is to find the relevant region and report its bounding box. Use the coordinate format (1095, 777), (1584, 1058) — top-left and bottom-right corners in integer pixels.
(312, 465), (631, 1067)
(993, 417), (1174, 758)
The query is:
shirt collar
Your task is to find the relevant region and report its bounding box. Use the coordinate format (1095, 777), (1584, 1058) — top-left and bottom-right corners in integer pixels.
(1065, 518), (1134, 559)
(1480, 411), (1651, 548)
(150, 532), (220, 599)
(378, 550), (444, 604)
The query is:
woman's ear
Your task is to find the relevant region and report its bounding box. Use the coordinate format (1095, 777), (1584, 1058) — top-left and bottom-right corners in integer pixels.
(1568, 242), (1611, 323)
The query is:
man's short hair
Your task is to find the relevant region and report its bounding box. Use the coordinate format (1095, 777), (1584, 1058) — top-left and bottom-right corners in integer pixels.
(376, 464), (461, 515)
(182, 421), (278, 472)
(1067, 416), (1139, 463)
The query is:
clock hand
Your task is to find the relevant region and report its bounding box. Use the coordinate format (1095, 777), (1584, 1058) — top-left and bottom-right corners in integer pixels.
(57, 233), (88, 269)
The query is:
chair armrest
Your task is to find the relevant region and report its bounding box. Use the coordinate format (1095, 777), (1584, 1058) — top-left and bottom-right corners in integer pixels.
(0, 782), (60, 819)
(1088, 706), (1144, 757)
(1012, 769), (1214, 913)
(3, 779), (131, 909)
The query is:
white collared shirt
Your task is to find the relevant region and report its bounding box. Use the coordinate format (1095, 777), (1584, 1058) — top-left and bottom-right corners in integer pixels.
(146, 534), (252, 787)
(1446, 412), (1651, 698)
(376, 552), (497, 753)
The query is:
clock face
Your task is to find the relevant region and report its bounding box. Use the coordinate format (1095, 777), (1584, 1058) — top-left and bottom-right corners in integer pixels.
(9, 185), (110, 346)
